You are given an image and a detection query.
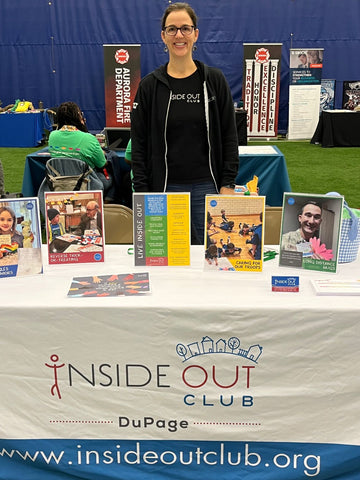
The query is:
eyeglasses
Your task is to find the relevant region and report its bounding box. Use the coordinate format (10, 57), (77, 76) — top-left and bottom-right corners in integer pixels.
(163, 25), (195, 36)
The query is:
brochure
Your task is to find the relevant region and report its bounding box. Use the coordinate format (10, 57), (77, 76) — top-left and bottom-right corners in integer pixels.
(279, 193), (343, 273)
(44, 191), (105, 265)
(67, 272), (150, 297)
(133, 192), (190, 266)
(204, 195), (265, 271)
(0, 197), (43, 278)
(311, 279), (360, 296)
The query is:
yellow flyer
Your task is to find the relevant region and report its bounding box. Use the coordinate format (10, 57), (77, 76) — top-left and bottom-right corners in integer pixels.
(133, 193), (190, 266)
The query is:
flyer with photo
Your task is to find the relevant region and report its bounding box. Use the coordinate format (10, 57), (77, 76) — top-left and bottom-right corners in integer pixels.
(0, 197), (43, 278)
(279, 192), (343, 273)
(133, 192), (190, 266)
(45, 191), (105, 265)
(205, 195), (265, 272)
(67, 272), (150, 297)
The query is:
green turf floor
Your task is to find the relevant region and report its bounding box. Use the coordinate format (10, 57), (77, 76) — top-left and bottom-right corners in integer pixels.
(0, 140), (359, 207)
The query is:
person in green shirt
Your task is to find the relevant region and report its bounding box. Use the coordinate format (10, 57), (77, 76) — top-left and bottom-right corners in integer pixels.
(48, 102), (116, 202)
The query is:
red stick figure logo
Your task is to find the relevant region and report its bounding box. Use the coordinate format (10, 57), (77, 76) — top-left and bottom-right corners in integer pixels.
(45, 354), (65, 399)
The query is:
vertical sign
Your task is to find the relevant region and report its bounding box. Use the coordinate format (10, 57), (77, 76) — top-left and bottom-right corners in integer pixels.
(133, 193), (190, 267)
(243, 43), (282, 138)
(288, 48), (324, 139)
(103, 44), (141, 128)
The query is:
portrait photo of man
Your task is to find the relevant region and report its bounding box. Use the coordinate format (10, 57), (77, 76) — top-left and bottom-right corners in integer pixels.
(279, 193), (343, 271)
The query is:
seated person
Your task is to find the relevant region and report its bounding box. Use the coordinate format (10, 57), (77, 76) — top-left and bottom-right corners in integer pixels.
(74, 200), (102, 236)
(48, 102), (116, 202)
(47, 208), (65, 242)
(219, 220), (234, 232)
(220, 239), (241, 256)
(239, 223), (250, 236)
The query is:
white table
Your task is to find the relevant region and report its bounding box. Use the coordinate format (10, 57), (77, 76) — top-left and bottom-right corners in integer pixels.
(1, 245), (359, 480)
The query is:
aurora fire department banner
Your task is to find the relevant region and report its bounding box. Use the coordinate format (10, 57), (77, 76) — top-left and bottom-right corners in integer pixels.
(288, 48), (324, 139)
(103, 44), (141, 128)
(242, 43), (282, 138)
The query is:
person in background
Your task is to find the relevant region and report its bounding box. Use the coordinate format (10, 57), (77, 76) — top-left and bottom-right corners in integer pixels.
(131, 2), (238, 244)
(47, 208), (65, 242)
(75, 200), (102, 236)
(48, 102), (116, 202)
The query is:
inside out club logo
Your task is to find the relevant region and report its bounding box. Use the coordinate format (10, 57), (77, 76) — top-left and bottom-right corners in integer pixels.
(44, 335), (262, 409)
(115, 49), (129, 64)
(176, 335), (263, 408)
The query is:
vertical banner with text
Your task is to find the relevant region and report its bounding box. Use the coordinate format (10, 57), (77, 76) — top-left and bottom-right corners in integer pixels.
(242, 43), (282, 138)
(103, 44), (141, 128)
(288, 48), (324, 139)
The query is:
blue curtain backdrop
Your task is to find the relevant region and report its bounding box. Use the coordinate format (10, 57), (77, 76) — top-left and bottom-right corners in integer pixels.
(1, 0), (359, 133)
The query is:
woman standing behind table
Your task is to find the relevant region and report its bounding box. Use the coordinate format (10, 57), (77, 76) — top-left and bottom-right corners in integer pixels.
(48, 102), (116, 202)
(131, 2), (238, 244)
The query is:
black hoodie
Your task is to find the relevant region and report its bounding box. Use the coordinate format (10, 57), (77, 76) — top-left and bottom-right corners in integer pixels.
(131, 60), (238, 192)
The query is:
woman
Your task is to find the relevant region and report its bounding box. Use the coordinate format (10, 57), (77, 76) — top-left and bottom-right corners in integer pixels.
(131, 2), (238, 243)
(48, 102), (116, 202)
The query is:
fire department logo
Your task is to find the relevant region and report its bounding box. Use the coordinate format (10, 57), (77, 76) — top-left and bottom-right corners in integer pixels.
(115, 49), (129, 64)
(255, 48), (270, 64)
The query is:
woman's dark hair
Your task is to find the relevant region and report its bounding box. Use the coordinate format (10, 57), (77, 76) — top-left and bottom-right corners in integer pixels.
(55, 101), (88, 132)
(161, 2), (198, 29)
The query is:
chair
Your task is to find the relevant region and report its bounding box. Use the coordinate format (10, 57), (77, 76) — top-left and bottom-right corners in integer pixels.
(0, 159), (4, 196)
(103, 204), (133, 244)
(264, 206), (283, 245)
(37, 157), (103, 217)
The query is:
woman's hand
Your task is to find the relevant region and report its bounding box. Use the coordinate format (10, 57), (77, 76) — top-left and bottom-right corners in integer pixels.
(220, 186), (235, 195)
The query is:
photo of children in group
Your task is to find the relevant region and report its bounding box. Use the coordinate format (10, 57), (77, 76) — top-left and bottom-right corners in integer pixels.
(45, 191), (104, 265)
(279, 192), (343, 273)
(0, 197), (43, 278)
(204, 195), (265, 271)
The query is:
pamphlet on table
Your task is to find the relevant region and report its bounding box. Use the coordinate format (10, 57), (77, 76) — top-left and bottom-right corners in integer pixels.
(205, 195), (265, 271)
(0, 197), (43, 278)
(67, 272), (150, 297)
(133, 192), (190, 266)
(279, 192), (343, 273)
(311, 279), (360, 296)
(45, 190), (105, 265)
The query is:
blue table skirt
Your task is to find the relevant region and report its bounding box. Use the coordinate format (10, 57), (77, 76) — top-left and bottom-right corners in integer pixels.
(22, 148), (129, 197)
(23, 146), (291, 206)
(235, 145), (291, 206)
(0, 111), (51, 147)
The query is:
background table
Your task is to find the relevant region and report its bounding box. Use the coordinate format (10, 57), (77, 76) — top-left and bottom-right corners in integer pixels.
(311, 110), (360, 147)
(235, 145), (291, 206)
(0, 245), (359, 480)
(22, 148), (130, 197)
(23, 146), (290, 207)
(0, 111), (51, 147)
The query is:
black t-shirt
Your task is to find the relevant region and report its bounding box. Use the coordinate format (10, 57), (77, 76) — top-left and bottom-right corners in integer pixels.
(166, 70), (211, 184)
